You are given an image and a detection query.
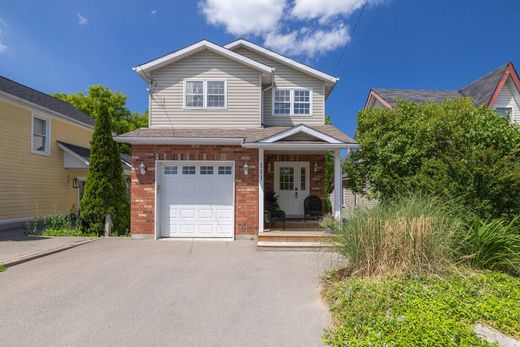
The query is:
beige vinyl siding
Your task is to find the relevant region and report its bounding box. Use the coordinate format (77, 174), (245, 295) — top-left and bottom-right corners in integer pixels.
(234, 47), (325, 127)
(149, 50), (262, 128)
(0, 98), (92, 220)
(494, 77), (520, 125)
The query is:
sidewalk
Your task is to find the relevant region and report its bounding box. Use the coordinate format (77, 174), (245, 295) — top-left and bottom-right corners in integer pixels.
(0, 229), (96, 266)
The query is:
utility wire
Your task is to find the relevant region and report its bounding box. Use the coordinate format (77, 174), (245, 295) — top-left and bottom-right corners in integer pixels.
(333, 2), (368, 74)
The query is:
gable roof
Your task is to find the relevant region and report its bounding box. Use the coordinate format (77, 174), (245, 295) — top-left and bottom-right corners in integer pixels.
(0, 75), (94, 127)
(366, 62), (520, 109)
(133, 40), (273, 81)
(57, 141), (131, 171)
(224, 39), (339, 85)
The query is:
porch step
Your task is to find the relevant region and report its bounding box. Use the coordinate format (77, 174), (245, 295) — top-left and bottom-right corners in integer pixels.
(257, 231), (332, 250)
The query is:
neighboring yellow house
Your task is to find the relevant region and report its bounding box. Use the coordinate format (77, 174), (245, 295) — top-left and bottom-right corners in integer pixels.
(0, 76), (130, 231)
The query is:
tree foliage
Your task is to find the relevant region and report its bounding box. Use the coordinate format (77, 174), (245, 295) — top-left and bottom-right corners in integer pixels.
(345, 98), (520, 221)
(80, 98), (129, 235)
(53, 85), (147, 154)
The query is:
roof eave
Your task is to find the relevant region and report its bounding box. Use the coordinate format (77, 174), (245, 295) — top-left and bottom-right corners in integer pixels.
(225, 39), (339, 85)
(114, 136), (245, 145)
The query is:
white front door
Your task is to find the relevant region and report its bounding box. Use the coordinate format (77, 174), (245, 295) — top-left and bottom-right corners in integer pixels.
(274, 162), (310, 217)
(158, 161), (234, 238)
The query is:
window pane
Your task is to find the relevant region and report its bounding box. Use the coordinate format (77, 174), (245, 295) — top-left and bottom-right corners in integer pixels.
(200, 166), (214, 175)
(185, 81), (204, 107)
(279, 167), (294, 190)
(218, 166), (232, 175)
(300, 167), (306, 191)
(164, 166), (177, 175)
(274, 90), (291, 115)
(294, 103), (310, 114)
(207, 81), (224, 94)
(495, 107), (512, 118)
(207, 95), (225, 108)
(294, 90), (309, 102)
(182, 166), (196, 175)
(32, 134), (45, 151)
(186, 81), (203, 94)
(294, 90), (310, 115)
(33, 117), (46, 135)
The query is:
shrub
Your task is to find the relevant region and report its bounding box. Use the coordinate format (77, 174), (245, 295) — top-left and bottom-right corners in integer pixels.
(80, 98), (129, 235)
(456, 216), (520, 275)
(331, 195), (461, 277)
(345, 98), (520, 221)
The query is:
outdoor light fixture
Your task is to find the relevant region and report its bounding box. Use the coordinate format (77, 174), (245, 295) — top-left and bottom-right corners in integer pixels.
(243, 162), (249, 176)
(139, 161), (147, 175)
(72, 177), (79, 188)
(314, 162), (319, 172)
(267, 162), (271, 173)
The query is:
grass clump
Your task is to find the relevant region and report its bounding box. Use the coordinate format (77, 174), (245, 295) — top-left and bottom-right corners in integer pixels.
(0, 263), (6, 272)
(25, 212), (97, 237)
(331, 195), (460, 277)
(323, 270), (520, 347)
(456, 216), (520, 275)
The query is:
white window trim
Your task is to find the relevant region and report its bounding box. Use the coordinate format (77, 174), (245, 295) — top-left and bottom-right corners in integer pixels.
(272, 88), (313, 116)
(31, 113), (51, 155)
(182, 79), (227, 110)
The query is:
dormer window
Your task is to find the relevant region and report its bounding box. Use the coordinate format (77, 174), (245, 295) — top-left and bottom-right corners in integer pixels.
(184, 79), (227, 109)
(273, 88), (312, 116)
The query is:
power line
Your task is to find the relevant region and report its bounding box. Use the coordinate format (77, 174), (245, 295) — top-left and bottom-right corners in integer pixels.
(333, 2), (368, 74)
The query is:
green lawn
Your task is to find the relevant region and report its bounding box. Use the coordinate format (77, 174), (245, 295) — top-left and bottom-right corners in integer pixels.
(322, 269), (520, 346)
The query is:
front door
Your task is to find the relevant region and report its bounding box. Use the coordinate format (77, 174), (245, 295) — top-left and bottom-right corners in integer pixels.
(274, 162), (310, 217)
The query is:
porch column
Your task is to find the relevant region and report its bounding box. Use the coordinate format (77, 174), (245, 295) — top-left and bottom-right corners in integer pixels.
(334, 149), (342, 221)
(258, 148), (264, 233)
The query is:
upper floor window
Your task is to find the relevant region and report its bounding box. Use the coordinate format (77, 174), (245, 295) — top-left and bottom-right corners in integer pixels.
(184, 79), (227, 109)
(273, 88), (312, 116)
(495, 107), (512, 118)
(31, 114), (50, 155)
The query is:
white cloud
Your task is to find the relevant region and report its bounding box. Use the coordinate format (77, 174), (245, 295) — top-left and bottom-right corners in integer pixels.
(76, 12), (88, 25)
(291, 0), (380, 22)
(200, 0), (386, 58)
(264, 24), (350, 57)
(151, 9), (158, 15)
(200, 0), (285, 36)
(0, 19), (8, 52)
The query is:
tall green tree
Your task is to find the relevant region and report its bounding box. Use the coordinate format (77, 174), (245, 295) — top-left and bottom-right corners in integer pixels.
(53, 85), (147, 154)
(345, 98), (520, 221)
(80, 98), (129, 235)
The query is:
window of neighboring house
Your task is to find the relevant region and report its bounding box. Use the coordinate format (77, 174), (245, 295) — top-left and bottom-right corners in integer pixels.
(184, 79), (227, 109)
(31, 115), (50, 154)
(495, 107), (512, 119)
(273, 88), (312, 116)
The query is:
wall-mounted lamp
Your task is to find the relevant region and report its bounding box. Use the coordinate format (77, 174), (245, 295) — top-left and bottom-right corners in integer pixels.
(139, 161), (147, 175)
(72, 177), (79, 188)
(267, 162), (272, 173)
(314, 162), (319, 173)
(243, 162), (249, 176)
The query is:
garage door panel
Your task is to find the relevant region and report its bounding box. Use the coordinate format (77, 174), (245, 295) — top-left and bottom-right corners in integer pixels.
(160, 162), (234, 238)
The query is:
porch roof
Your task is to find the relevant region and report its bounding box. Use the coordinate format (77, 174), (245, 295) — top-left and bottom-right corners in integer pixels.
(115, 124), (357, 147)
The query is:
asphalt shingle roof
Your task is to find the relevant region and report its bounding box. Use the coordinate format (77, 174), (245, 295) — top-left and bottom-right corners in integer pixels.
(0, 76), (94, 127)
(372, 62), (513, 107)
(116, 125), (357, 144)
(57, 141), (131, 169)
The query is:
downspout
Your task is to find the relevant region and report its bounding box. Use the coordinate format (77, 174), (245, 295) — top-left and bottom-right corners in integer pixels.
(261, 68), (275, 128)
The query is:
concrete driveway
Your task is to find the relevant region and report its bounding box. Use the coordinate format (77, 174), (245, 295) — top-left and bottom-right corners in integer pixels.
(0, 238), (335, 346)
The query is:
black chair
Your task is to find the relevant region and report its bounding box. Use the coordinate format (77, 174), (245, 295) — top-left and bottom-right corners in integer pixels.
(264, 200), (286, 231)
(304, 195), (322, 221)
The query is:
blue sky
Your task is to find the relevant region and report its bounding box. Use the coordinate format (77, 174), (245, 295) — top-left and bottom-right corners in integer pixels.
(0, 0), (519, 137)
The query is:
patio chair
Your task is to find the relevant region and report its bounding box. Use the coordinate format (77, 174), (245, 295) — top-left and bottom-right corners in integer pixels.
(264, 200), (286, 231)
(304, 195), (323, 221)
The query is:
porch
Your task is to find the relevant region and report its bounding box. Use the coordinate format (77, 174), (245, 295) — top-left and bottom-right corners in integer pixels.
(257, 218), (332, 250)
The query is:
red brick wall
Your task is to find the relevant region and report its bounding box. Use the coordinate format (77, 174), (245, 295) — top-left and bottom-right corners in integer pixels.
(130, 145), (259, 237)
(265, 154), (326, 201)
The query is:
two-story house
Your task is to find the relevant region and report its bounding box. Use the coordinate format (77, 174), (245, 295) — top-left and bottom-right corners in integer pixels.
(116, 39), (358, 240)
(364, 61), (520, 126)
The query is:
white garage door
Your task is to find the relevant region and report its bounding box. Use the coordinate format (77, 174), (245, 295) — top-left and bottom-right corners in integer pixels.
(159, 162), (234, 238)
